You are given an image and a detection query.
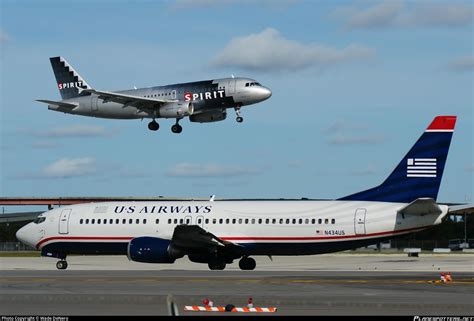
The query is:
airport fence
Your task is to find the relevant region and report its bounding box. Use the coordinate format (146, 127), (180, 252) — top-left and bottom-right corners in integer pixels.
(0, 242), (35, 251)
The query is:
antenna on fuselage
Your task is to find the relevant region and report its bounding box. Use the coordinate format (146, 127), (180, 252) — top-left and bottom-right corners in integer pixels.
(231, 74), (235, 79)
(209, 195), (215, 202)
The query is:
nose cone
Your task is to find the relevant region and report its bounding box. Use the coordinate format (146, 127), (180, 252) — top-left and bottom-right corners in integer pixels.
(16, 223), (35, 248)
(256, 86), (272, 102)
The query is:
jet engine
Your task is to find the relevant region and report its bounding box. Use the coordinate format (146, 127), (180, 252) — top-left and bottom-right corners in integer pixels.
(158, 101), (194, 118)
(189, 110), (227, 123)
(127, 236), (176, 263)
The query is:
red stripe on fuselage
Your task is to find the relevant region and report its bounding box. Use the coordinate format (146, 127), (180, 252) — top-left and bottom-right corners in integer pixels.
(35, 225), (429, 250)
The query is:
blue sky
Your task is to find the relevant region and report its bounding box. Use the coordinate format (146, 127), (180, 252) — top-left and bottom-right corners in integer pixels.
(0, 0), (472, 205)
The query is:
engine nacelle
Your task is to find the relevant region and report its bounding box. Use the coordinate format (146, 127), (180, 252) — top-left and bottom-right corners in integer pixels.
(189, 110), (227, 123)
(158, 101), (194, 118)
(127, 237), (176, 263)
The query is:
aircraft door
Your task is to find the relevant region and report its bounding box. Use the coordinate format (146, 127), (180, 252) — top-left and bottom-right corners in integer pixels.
(354, 208), (366, 235)
(196, 215), (204, 228)
(227, 79), (236, 95)
(58, 209), (72, 234)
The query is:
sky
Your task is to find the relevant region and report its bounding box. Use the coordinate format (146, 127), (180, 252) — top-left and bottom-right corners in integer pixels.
(0, 0), (473, 205)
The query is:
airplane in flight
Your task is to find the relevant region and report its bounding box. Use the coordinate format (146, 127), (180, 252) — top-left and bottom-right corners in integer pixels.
(36, 57), (272, 133)
(17, 116), (459, 270)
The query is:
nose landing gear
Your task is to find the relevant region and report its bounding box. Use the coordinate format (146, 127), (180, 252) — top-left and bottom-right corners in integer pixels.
(56, 260), (68, 270)
(234, 106), (243, 123)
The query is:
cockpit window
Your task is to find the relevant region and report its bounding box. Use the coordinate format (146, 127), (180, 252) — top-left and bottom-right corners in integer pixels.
(246, 82), (261, 87)
(34, 217), (46, 224)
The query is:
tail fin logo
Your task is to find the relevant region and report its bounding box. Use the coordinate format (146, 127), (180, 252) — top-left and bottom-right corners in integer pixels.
(58, 81), (84, 90)
(407, 158), (437, 178)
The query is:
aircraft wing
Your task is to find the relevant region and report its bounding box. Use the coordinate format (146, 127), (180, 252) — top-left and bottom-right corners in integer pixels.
(398, 198), (443, 216)
(36, 100), (78, 109)
(0, 211), (43, 223)
(170, 225), (243, 255)
(81, 88), (177, 109)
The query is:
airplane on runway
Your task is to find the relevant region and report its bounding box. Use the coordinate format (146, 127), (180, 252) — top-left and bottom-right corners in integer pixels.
(36, 57), (272, 133)
(17, 116), (459, 270)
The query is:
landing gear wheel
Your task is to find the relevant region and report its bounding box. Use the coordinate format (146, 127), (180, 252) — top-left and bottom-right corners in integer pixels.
(171, 124), (183, 134)
(148, 120), (159, 131)
(239, 257), (256, 270)
(208, 261), (226, 270)
(56, 260), (68, 270)
(234, 106), (243, 123)
(236, 116), (244, 123)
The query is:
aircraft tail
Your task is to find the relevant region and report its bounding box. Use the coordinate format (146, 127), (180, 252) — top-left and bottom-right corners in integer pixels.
(339, 116), (457, 203)
(49, 56), (92, 100)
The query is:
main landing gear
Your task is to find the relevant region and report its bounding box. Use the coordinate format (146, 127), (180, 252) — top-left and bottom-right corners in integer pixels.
(148, 119), (183, 133)
(208, 259), (226, 270)
(56, 259), (68, 270)
(234, 106), (243, 123)
(148, 120), (159, 131)
(239, 256), (256, 270)
(171, 119), (183, 134)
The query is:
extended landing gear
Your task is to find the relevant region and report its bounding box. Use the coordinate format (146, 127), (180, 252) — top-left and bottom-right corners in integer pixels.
(208, 259), (226, 270)
(171, 119), (183, 134)
(239, 256), (256, 270)
(235, 106), (243, 123)
(148, 120), (159, 131)
(56, 260), (68, 270)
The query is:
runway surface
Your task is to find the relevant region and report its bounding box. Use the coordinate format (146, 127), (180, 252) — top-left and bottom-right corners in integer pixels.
(1, 254), (473, 315)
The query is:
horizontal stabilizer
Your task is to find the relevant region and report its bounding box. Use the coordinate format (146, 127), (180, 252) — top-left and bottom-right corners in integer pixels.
(398, 198), (442, 216)
(36, 100), (78, 109)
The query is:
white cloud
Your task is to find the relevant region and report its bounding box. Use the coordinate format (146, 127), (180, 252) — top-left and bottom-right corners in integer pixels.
(167, 162), (263, 177)
(327, 134), (385, 145)
(36, 125), (113, 138)
(447, 55), (474, 72)
(0, 29), (9, 43)
(211, 28), (375, 72)
(170, 0), (298, 10)
(41, 157), (96, 178)
(333, 2), (474, 30)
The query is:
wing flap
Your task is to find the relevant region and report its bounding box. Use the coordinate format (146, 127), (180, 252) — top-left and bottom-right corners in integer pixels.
(398, 198), (442, 216)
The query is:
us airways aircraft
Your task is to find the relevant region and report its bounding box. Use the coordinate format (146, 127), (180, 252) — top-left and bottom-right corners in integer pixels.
(36, 57), (272, 133)
(17, 116), (457, 270)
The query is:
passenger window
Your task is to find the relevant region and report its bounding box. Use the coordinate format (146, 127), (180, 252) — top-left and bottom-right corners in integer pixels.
(156, 219), (160, 224)
(180, 219), (184, 224)
(318, 219), (322, 224)
(123, 219), (126, 224)
(332, 219), (336, 224)
(232, 219), (236, 224)
(251, 218), (255, 224)
(186, 218), (190, 224)
(143, 219), (147, 224)
(245, 219), (249, 224)
(226, 219), (230, 224)
(109, 219), (113, 224)
(80, 219), (83, 224)
(98, 219), (101, 224)
(238, 218), (243, 224)
(168, 219), (172, 224)
(174, 219), (178, 224)
(198, 218), (202, 224)
(305, 219), (309, 224)
(103, 219), (107, 224)
(91, 219), (95, 224)
(279, 219), (283, 224)
(311, 218), (316, 224)
(292, 219), (296, 224)
(258, 218), (262, 224)
(213, 218), (217, 224)
(325, 219), (329, 224)
(85, 219), (89, 224)
(219, 219), (223, 224)
(272, 219), (276, 224)
(298, 219), (302, 224)
(205, 219), (209, 224)
(129, 219), (133, 224)
(286, 219), (290, 224)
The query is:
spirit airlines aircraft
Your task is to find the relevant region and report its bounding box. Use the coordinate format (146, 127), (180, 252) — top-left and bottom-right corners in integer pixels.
(37, 57), (272, 133)
(16, 116), (457, 270)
